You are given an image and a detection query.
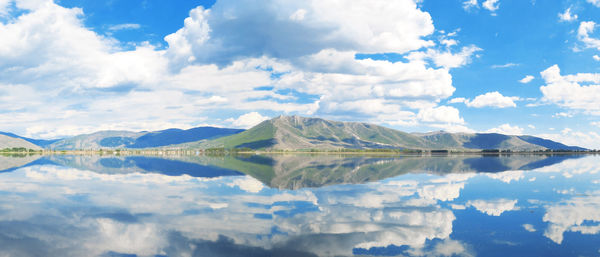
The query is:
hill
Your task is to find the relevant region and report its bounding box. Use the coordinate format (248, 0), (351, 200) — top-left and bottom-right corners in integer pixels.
(0, 132), (60, 147)
(0, 134), (43, 150)
(127, 127), (244, 148)
(184, 116), (584, 151)
(46, 127), (244, 150)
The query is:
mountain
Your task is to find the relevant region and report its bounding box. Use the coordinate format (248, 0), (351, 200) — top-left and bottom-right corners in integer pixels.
(46, 127), (244, 150)
(183, 115), (584, 151)
(47, 131), (145, 150)
(127, 127), (244, 148)
(189, 115), (435, 150)
(0, 131), (60, 147)
(0, 134), (43, 150)
(517, 135), (586, 151)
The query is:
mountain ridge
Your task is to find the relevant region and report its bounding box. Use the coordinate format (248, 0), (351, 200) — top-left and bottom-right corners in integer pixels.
(0, 116), (587, 151)
(177, 115), (586, 151)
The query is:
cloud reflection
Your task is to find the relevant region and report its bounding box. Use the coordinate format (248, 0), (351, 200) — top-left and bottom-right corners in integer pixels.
(0, 154), (598, 256)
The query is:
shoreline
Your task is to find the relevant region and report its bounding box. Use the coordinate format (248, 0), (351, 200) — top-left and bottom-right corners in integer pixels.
(1, 149), (597, 157)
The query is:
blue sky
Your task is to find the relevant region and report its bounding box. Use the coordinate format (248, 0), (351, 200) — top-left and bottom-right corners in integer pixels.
(1, 0), (600, 148)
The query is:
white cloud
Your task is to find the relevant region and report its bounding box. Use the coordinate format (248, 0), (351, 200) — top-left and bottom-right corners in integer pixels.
(485, 123), (524, 135)
(227, 176), (265, 193)
(407, 45), (482, 69)
(523, 224), (536, 232)
(0, 0), (11, 17)
(543, 193), (600, 244)
(540, 64), (600, 114)
(491, 62), (518, 69)
(486, 170), (524, 183)
(441, 38), (458, 47)
(528, 124), (535, 129)
(594, 55), (600, 61)
(577, 21), (600, 50)
(587, 0), (600, 7)
(463, 0), (478, 10)
(417, 106), (465, 124)
(226, 112), (269, 129)
(482, 0), (500, 13)
(448, 97), (467, 104)
(289, 8), (307, 21)
(537, 129), (600, 149)
(467, 199), (518, 216)
(519, 75), (534, 84)
(108, 23), (141, 31)
(0, 0), (481, 138)
(465, 91), (518, 108)
(165, 0), (436, 66)
(553, 112), (573, 118)
(558, 7), (577, 22)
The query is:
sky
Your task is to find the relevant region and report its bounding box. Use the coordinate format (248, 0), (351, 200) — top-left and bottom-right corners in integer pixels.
(1, 0), (600, 148)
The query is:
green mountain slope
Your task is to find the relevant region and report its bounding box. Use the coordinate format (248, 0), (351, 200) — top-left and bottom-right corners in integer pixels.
(185, 115), (433, 150)
(181, 115), (577, 151)
(0, 134), (43, 150)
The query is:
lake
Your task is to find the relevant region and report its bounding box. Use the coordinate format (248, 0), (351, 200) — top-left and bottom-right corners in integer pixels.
(0, 153), (599, 256)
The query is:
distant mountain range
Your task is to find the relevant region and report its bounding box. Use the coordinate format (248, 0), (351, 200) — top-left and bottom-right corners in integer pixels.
(45, 127), (244, 150)
(180, 116), (586, 151)
(0, 115), (587, 151)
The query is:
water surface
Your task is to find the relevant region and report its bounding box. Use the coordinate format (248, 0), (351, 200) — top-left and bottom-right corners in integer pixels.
(0, 153), (598, 256)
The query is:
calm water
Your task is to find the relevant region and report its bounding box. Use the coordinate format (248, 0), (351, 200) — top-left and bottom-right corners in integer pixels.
(0, 153), (599, 257)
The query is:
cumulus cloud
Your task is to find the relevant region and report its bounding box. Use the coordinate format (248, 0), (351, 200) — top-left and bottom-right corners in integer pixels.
(467, 199), (518, 216)
(448, 97), (467, 104)
(227, 176), (265, 193)
(485, 124), (524, 135)
(226, 112), (269, 129)
(0, 0), (483, 138)
(482, 0), (500, 14)
(558, 7), (577, 22)
(165, 0), (435, 67)
(417, 106), (465, 124)
(519, 75), (534, 84)
(464, 91), (519, 108)
(594, 55), (600, 61)
(540, 64), (600, 114)
(577, 21), (600, 50)
(463, 0), (478, 10)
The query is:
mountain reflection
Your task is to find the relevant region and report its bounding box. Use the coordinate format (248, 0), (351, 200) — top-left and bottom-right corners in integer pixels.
(0, 154), (598, 256)
(0, 153), (585, 189)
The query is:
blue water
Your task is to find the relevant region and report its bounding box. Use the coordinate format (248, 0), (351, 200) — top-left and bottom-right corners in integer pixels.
(0, 154), (598, 256)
